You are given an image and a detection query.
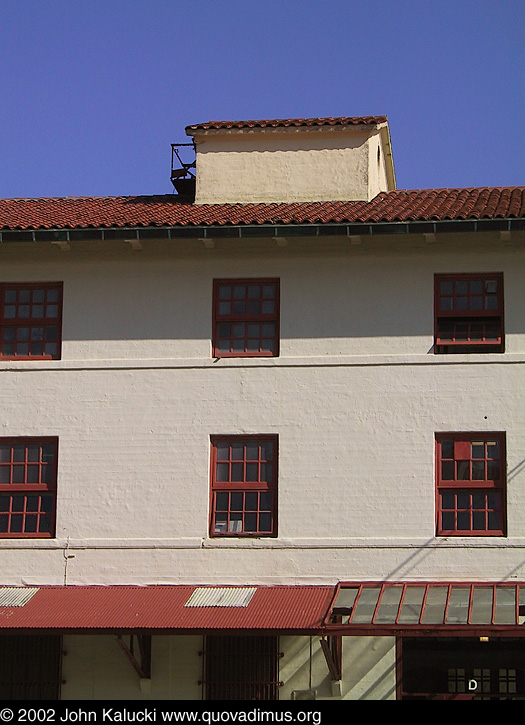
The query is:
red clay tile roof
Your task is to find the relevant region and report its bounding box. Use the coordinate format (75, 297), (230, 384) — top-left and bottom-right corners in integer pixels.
(0, 187), (524, 231)
(186, 116), (388, 131)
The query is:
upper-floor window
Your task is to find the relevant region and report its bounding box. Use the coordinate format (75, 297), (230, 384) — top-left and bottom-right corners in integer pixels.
(0, 283), (63, 360)
(0, 438), (58, 538)
(436, 432), (506, 536)
(210, 436), (278, 537)
(212, 279), (279, 357)
(434, 273), (503, 353)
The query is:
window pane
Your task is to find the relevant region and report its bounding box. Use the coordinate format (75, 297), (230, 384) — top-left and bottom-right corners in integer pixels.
(457, 492), (470, 509)
(214, 514), (228, 533)
(245, 443), (258, 460)
(12, 467), (24, 484)
(10, 514), (23, 532)
(441, 492), (455, 509)
(26, 466), (39, 484)
(38, 515), (52, 532)
(246, 463), (258, 481)
(260, 492), (272, 511)
(245, 492), (258, 511)
(231, 443), (244, 460)
(457, 512), (471, 530)
(230, 463), (244, 480)
(472, 511), (486, 530)
(470, 296), (483, 310)
(470, 280), (483, 294)
(471, 443), (484, 459)
(24, 516), (37, 533)
(216, 463), (229, 482)
(472, 461), (485, 480)
(487, 462), (500, 481)
(442, 461), (455, 480)
(0, 446), (11, 463)
(244, 513), (257, 532)
(259, 513), (272, 532)
(12, 495), (24, 512)
(26, 495), (39, 512)
(216, 445), (229, 461)
(228, 515), (243, 532)
(230, 492), (243, 511)
(457, 461), (470, 480)
(215, 492), (229, 511)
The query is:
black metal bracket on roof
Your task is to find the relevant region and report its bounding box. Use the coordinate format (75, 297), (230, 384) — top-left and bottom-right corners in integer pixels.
(171, 143), (196, 199)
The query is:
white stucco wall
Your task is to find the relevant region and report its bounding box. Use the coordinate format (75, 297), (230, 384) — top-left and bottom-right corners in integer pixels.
(61, 634), (396, 701)
(191, 126), (393, 204)
(0, 232), (524, 587)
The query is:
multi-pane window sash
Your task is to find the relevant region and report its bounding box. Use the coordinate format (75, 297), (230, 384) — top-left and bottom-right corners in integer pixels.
(434, 273), (504, 353)
(213, 279), (279, 357)
(0, 438), (58, 538)
(210, 436), (277, 537)
(0, 283), (63, 360)
(436, 433), (506, 536)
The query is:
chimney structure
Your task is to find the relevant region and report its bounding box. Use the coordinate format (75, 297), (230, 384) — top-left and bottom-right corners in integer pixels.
(185, 116), (396, 205)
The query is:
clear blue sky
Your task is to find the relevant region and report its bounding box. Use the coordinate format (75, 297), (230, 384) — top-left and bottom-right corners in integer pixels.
(0, 0), (523, 199)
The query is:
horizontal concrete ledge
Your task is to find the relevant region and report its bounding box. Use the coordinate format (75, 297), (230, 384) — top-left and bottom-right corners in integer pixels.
(0, 352), (524, 373)
(2, 536), (525, 550)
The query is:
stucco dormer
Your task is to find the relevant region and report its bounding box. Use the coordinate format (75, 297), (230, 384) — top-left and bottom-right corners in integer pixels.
(185, 116), (396, 205)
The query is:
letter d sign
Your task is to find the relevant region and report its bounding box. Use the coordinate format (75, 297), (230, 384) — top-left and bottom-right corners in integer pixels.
(468, 679), (478, 691)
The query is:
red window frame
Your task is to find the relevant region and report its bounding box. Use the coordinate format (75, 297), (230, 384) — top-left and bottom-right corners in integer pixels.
(0, 282), (63, 360)
(436, 433), (506, 536)
(212, 279), (280, 357)
(210, 436), (278, 537)
(434, 273), (504, 353)
(0, 437), (58, 538)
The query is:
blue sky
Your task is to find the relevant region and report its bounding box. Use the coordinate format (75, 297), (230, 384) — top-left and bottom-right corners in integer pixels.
(0, 0), (523, 199)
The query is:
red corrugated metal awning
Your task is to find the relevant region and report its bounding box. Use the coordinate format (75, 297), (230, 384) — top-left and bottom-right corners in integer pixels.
(0, 585), (335, 634)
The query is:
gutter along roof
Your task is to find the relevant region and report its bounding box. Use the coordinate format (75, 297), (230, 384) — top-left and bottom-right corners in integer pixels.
(0, 188), (524, 237)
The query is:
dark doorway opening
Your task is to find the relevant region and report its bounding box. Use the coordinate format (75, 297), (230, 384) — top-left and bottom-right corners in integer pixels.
(0, 635), (62, 700)
(400, 637), (525, 700)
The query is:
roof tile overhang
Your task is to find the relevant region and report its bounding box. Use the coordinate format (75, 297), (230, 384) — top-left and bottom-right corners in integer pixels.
(0, 188), (524, 236)
(3, 583), (525, 637)
(185, 116), (388, 132)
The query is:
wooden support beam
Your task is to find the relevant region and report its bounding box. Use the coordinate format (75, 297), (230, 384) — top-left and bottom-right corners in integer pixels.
(117, 634), (152, 679)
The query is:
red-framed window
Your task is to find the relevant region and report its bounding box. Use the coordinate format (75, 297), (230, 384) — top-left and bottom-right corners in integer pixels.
(210, 436), (277, 537)
(212, 279), (279, 357)
(0, 438), (58, 538)
(434, 273), (504, 353)
(436, 433), (506, 536)
(0, 283), (63, 360)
